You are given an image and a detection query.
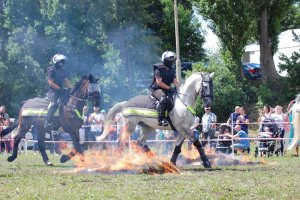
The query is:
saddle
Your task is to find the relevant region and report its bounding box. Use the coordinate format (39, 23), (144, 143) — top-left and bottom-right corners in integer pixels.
(21, 91), (69, 117)
(123, 95), (177, 130)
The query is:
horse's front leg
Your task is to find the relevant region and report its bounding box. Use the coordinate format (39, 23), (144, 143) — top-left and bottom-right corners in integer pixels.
(170, 134), (185, 165)
(192, 139), (211, 168)
(137, 125), (155, 157)
(60, 128), (84, 163)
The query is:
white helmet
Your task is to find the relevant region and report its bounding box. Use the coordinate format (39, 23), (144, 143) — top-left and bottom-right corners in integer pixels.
(52, 54), (67, 64)
(161, 51), (176, 62)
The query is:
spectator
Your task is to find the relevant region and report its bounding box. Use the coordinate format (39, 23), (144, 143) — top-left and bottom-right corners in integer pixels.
(89, 106), (105, 149)
(227, 106), (240, 128)
(225, 124), (250, 153)
(287, 99), (299, 156)
(236, 106), (250, 134)
(115, 112), (123, 142)
(89, 106), (104, 137)
(163, 130), (174, 154)
(81, 105), (91, 147)
(100, 109), (107, 118)
(188, 116), (201, 150)
(258, 105), (272, 122)
(271, 105), (287, 153)
(155, 129), (165, 154)
(201, 106), (217, 148)
(258, 105), (272, 132)
(0, 105), (11, 153)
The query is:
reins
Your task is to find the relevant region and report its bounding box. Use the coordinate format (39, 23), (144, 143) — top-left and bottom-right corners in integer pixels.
(174, 73), (213, 116)
(175, 92), (196, 115)
(69, 94), (87, 102)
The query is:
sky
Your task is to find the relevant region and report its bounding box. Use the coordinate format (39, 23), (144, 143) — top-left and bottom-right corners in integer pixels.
(198, 15), (220, 51)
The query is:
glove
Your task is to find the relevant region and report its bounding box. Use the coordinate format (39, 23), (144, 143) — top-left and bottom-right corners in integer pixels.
(167, 87), (176, 94)
(57, 88), (65, 95)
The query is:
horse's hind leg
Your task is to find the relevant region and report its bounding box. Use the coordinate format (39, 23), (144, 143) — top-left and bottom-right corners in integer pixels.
(137, 125), (155, 157)
(60, 129), (84, 163)
(35, 125), (52, 166)
(170, 134), (185, 166)
(7, 126), (28, 162)
(193, 139), (211, 168)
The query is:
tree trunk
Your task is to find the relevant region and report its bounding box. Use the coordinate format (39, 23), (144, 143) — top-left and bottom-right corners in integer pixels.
(259, 6), (280, 83)
(0, 1), (3, 14)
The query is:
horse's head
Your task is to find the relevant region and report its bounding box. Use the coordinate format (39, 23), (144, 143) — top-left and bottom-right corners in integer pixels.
(87, 74), (101, 107)
(68, 74), (100, 108)
(196, 72), (214, 108)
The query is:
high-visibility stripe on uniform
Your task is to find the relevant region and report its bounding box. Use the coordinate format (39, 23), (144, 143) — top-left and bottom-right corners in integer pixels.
(21, 108), (59, 117)
(123, 107), (158, 118)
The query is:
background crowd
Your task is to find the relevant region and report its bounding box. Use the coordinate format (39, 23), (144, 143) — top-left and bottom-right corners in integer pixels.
(0, 101), (299, 157)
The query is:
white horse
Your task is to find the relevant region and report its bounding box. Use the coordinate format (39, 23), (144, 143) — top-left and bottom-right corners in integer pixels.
(288, 94), (300, 150)
(97, 72), (214, 168)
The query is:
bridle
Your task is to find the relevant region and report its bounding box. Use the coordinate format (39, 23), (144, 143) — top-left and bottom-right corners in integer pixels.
(176, 73), (213, 115)
(200, 73), (214, 100)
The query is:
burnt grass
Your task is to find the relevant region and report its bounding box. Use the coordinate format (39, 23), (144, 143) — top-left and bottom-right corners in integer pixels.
(0, 151), (299, 200)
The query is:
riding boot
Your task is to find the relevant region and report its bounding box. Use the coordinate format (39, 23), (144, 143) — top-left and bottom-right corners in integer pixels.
(44, 106), (56, 132)
(157, 102), (168, 126)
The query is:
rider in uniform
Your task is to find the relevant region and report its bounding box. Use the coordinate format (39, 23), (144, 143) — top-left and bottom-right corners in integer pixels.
(44, 54), (72, 132)
(151, 51), (179, 126)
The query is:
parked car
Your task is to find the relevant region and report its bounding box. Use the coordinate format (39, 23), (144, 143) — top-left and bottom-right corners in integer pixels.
(242, 63), (262, 80)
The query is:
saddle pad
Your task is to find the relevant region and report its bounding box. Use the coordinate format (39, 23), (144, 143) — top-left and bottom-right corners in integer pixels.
(21, 97), (58, 117)
(123, 95), (158, 118)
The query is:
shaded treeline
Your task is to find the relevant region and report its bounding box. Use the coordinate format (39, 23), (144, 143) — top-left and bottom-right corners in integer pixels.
(0, 0), (206, 115)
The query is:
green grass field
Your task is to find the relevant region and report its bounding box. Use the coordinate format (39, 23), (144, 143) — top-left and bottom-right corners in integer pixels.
(0, 150), (299, 200)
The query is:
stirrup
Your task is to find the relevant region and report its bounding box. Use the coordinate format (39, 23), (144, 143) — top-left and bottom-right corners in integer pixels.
(158, 119), (168, 127)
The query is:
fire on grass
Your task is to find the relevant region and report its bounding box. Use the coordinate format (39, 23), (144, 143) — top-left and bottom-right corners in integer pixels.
(60, 142), (180, 175)
(180, 146), (266, 166)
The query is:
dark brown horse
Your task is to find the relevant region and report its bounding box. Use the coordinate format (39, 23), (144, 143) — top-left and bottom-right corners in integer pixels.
(6, 74), (100, 165)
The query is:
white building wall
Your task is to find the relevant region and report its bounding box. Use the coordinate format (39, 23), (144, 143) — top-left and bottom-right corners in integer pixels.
(243, 29), (300, 77)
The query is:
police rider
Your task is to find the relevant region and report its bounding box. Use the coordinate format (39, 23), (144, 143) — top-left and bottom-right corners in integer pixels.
(150, 51), (179, 126)
(44, 54), (72, 131)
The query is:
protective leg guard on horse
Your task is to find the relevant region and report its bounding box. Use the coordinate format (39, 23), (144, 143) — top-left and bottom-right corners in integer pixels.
(193, 139), (211, 168)
(170, 145), (182, 165)
(137, 141), (156, 158)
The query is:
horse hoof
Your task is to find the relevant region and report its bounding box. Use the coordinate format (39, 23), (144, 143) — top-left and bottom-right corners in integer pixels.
(170, 161), (177, 166)
(7, 156), (17, 162)
(45, 161), (54, 166)
(60, 154), (69, 163)
(203, 159), (211, 169)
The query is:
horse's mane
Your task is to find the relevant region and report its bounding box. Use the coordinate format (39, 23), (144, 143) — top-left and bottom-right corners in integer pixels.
(182, 72), (204, 87)
(69, 76), (88, 95)
(296, 93), (300, 103)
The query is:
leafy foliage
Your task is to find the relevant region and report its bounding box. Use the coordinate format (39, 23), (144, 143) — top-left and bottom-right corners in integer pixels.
(278, 31), (300, 97)
(0, 0), (207, 114)
(186, 51), (243, 122)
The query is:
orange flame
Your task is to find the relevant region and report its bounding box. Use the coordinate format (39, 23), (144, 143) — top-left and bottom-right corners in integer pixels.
(68, 142), (180, 174)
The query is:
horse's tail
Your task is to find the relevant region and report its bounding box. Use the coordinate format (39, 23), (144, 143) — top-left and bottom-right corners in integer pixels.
(288, 109), (300, 150)
(0, 120), (19, 137)
(96, 101), (127, 141)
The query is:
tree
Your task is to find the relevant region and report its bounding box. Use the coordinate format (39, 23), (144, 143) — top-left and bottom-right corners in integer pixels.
(186, 50), (243, 122)
(159, 0), (206, 62)
(254, 0), (294, 82)
(195, 0), (254, 78)
(195, 0), (295, 83)
(278, 31), (300, 96)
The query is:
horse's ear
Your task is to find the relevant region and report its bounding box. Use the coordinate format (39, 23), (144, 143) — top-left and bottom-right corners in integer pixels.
(209, 72), (215, 79)
(82, 75), (88, 80)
